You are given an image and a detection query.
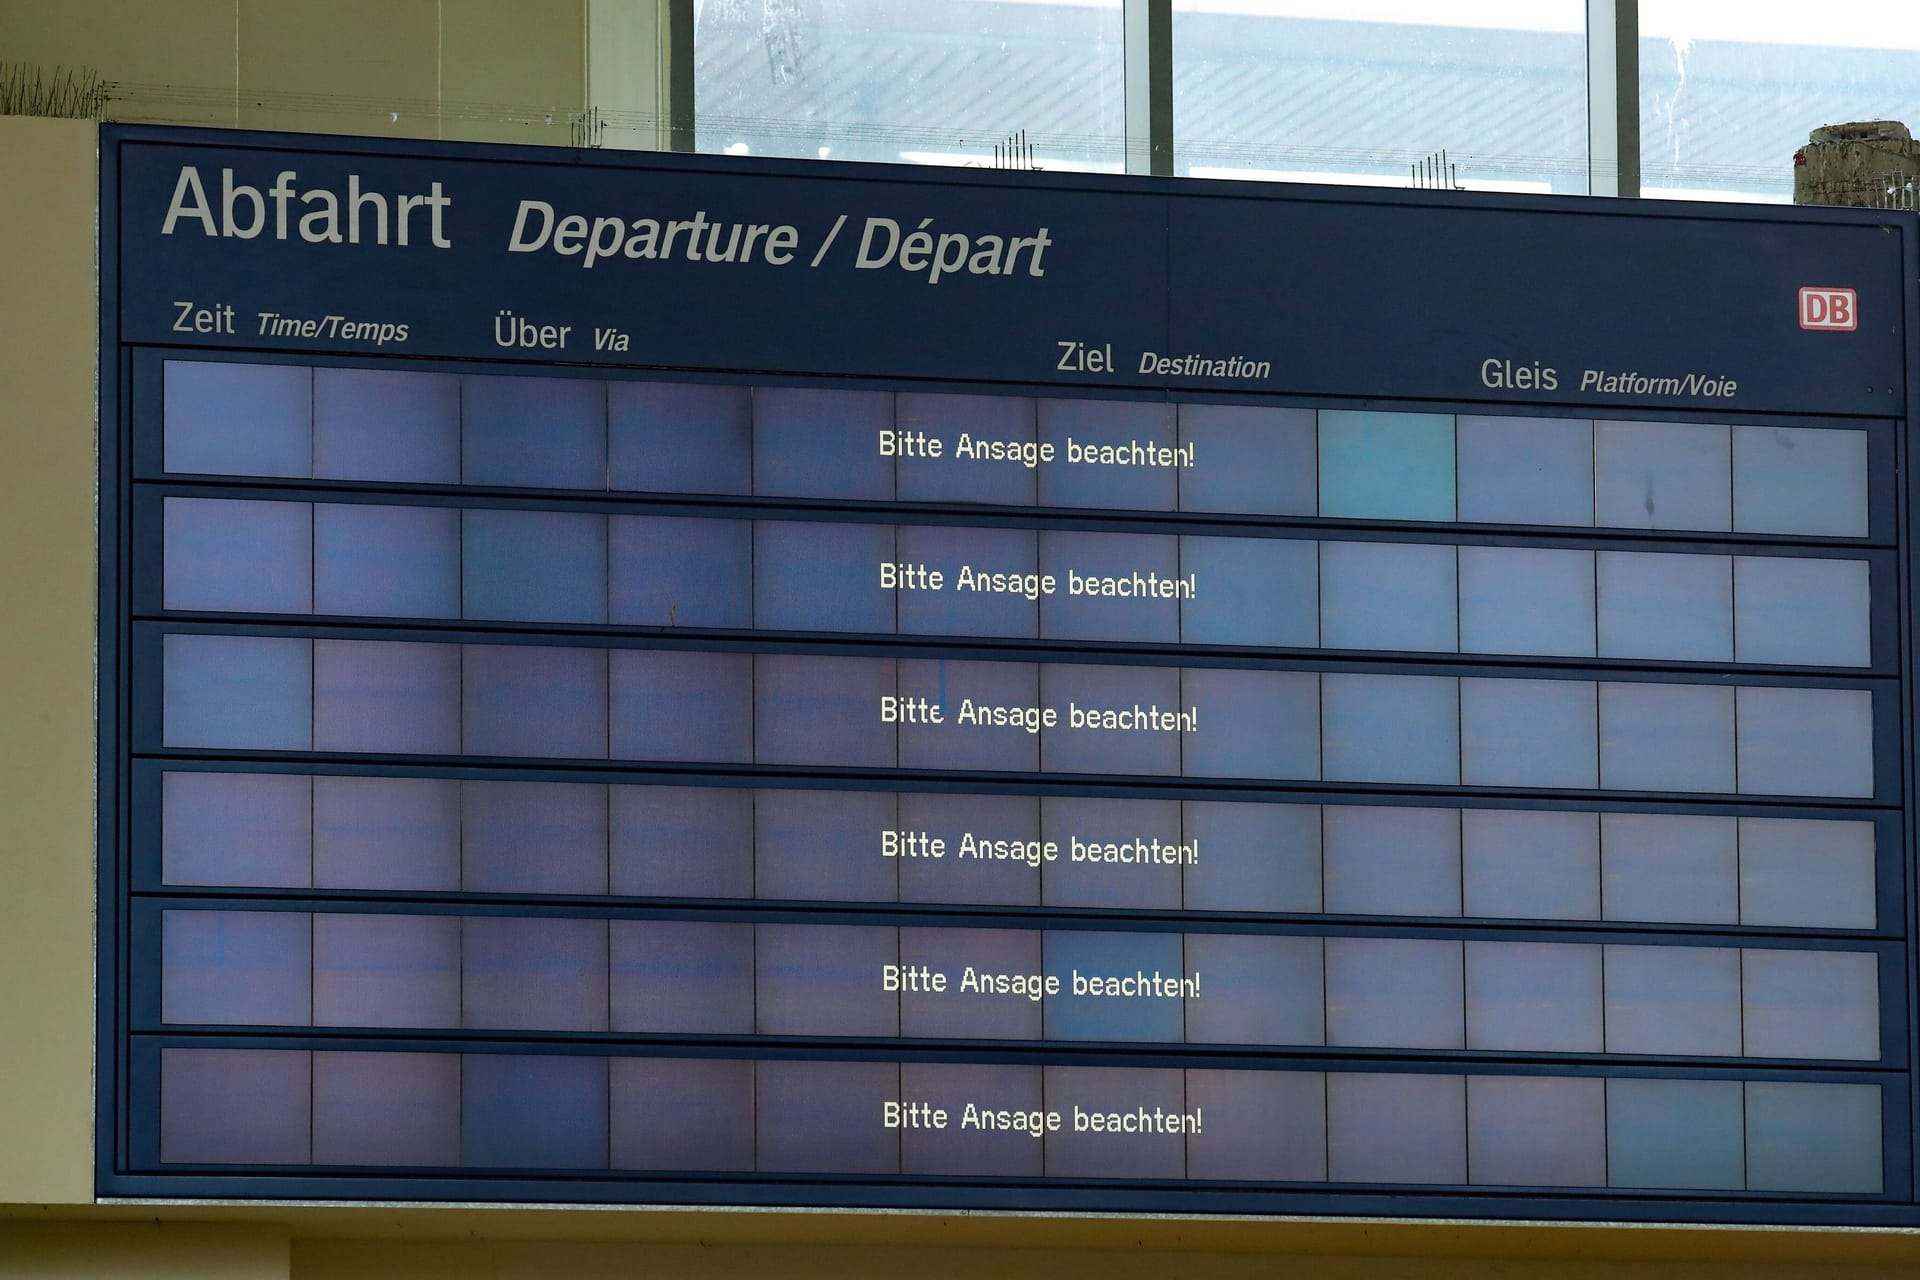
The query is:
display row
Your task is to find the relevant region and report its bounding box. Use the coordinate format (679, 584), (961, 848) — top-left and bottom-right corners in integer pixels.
(153, 1048), (1884, 1195)
(159, 636), (1882, 798)
(155, 909), (1883, 1062)
(159, 362), (1873, 538)
(160, 497), (1877, 668)
(159, 771), (1880, 930)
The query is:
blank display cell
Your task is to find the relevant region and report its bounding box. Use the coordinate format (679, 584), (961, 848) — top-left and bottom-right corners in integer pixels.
(162, 909), (311, 1026)
(1179, 535), (1317, 648)
(1733, 556), (1871, 667)
(1180, 667), (1318, 781)
(1465, 940), (1601, 1052)
(1596, 551), (1732, 662)
(1456, 415), (1592, 526)
(611, 785), (754, 898)
(1732, 425), (1868, 538)
(756, 520), (895, 633)
(314, 639), (460, 755)
(1319, 540), (1456, 652)
(756, 788), (898, 902)
(462, 780), (609, 895)
(462, 917), (609, 1032)
(313, 367), (459, 483)
(1458, 545), (1593, 657)
(611, 1057), (755, 1171)
(1744, 1082), (1881, 1193)
(1740, 948), (1879, 1061)
(1327, 1073), (1465, 1184)
(1185, 1069), (1327, 1182)
(463, 509), (607, 624)
(313, 775), (459, 891)
(1602, 813), (1737, 925)
(161, 1048), (311, 1165)
(163, 634), (312, 750)
(1737, 817), (1876, 929)
(610, 920), (755, 1034)
(1461, 808), (1598, 920)
(1318, 411), (1455, 521)
(162, 771), (311, 888)
(1735, 686), (1875, 798)
(755, 654), (896, 768)
(1468, 1076), (1605, 1187)
(462, 375), (606, 489)
(1598, 682), (1735, 794)
(1321, 673), (1457, 785)
(1606, 1077), (1743, 1189)
(608, 381), (751, 495)
(1460, 677), (1596, 790)
(312, 913), (460, 1029)
(609, 515), (753, 629)
(164, 361), (311, 478)
(164, 496), (313, 614)
(1323, 805), (1460, 917)
(756, 923), (898, 1037)
(1325, 937), (1463, 1049)
(1183, 933), (1323, 1046)
(462, 1054), (609, 1169)
(314, 504), (461, 619)
(753, 387), (894, 500)
(1603, 945), (1740, 1057)
(1594, 420), (1730, 531)
(1181, 800), (1321, 914)
(611, 649), (752, 763)
(463, 644), (608, 759)
(1177, 403), (1316, 516)
(756, 1059), (899, 1174)
(313, 1051), (460, 1167)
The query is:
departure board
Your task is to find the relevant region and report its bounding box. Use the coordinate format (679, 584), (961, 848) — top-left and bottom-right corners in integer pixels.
(100, 125), (1920, 1223)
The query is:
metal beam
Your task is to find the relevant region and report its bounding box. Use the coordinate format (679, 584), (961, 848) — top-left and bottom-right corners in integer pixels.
(1588, 0), (1640, 196)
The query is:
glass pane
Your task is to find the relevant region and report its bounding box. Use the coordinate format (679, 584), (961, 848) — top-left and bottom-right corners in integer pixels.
(1732, 425), (1869, 537)
(1326, 1073), (1465, 1185)
(1179, 667), (1319, 780)
(314, 639), (461, 755)
(462, 780), (609, 895)
(1602, 812), (1738, 925)
(1318, 412), (1455, 522)
(609, 515), (753, 630)
(1185, 1069), (1326, 1182)
(1594, 420), (1730, 531)
(1324, 937), (1463, 1049)
(610, 920), (756, 1033)
(461, 375), (606, 489)
(1321, 673), (1457, 785)
(610, 649), (753, 764)
(1596, 551), (1733, 662)
(163, 634), (312, 750)
(463, 509), (608, 625)
(312, 913), (460, 1029)
(313, 775), (460, 891)
(755, 654), (898, 768)
(1319, 541), (1456, 652)
(1181, 800), (1322, 914)
(754, 1060), (899, 1175)
(461, 1054), (608, 1169)
(895, 394), (1038, 505)
(898, 927), (1044, 1041)
(1738, 816), (1876, 930)
(1605, 1078), (1743, 1190)
(1040, 795), (1182, 910)
(463, 644), (610, 759)
(1177, 403), (1316, 516)
(1044, 1067), (1187, 1180)
(1180, 535), (1318, 648)
(1744, 1082), (1881, 1194)
(607, 381), (751, 495)
(1468, 1076), (1605, 1187)
(313, 367), (459, 483)
(1598, 681), (1736, 794)
(610, 784), (755, 899)
(897, 791), (1043, 907)
(1461, 808), (1599, 920)
(164, 361), (311, 478)
(1457, 546), (1594, 657)
(1323, 805), (1460, 917)
(1043, 930), (1186, 1042)
(1183, 933), (1323, 1046)
(1736, 686), (1875, 798)
(1175, 4), (1584, 193)
(611, 1057), (755, 1172)
(753, 388), (894, 500)
(1456, 415), (1593, 526)
(162, 909), (311, 1026)
(312, 1051), (460, 1167)
(161, 1048), (311, 1165)
(461, 917), (609, 1032)
(1460, 677), (1596, 789)
(1039, 530), (1180, 643)
(1036, 399), (1179, 511)
(697, 1), (1124, 170)
(314, 504), (461, 619)
(1464, 940), (1602, 1052)
(896, 525), (1041, 638)
(756, 788), (899, 903)
(755, 520), (895, 633)
(901, 1063), (1045, 1177)
(162, 771), (311, 888)
(1603, 944), (1741, 1056)
(1741, 948), (1879, 1061)
(1733, 556), (1871, 667)
(756, 923), (899, 1037)
(164, 497), (313, 614)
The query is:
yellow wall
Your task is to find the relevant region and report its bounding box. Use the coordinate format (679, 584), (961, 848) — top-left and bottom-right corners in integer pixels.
(0, 114), (100, 1209)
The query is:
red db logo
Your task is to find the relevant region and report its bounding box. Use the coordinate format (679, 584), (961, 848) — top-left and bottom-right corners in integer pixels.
(1800, 287), (1857, 330)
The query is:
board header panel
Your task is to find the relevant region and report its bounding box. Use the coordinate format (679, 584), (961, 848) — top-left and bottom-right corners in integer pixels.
(117, 133), (1905, 414)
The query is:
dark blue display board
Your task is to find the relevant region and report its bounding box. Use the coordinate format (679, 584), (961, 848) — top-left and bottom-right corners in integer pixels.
(99, 125), (1920, 1223)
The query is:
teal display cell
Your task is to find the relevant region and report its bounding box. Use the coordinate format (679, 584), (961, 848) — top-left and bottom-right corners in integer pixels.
(1317, 411), (1455, 522)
